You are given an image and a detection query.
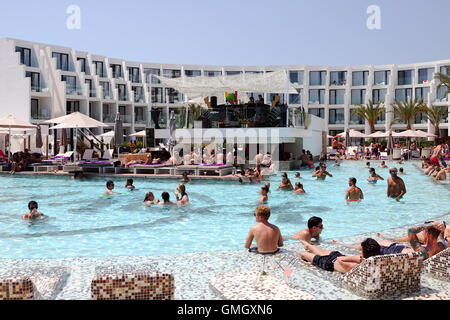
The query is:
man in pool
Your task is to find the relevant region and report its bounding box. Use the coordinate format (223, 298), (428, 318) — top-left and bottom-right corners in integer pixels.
(381, 161), (388, 168)
(284, 216), (323, 244)
(387, 167), (406, 201)
(365, 162), (371, 168)
(345, 177), (364, 201)
(22, 201), (45, 220)
(245, 205), (283, 254)
(104, 181), (116, 195)
(312, 164), (333, 180)
(156, 192), (176, 206)
(299, 238), (380, 274)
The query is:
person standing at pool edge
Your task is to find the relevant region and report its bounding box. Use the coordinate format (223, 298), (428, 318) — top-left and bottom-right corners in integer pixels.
(387, 167), (406, 201)
(245, 205), (283, 254)
(345, 177), (364, 201)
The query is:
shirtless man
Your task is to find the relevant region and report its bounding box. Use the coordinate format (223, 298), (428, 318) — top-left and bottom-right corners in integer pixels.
(245, 205), (283, 254)
(22, 201), (45, 220)
(434, 166), (449, 181)
(312, 164), (333, 180)
(156, 192), (176, 206)
(258, 186), (269, 203)
(430, 144), (443, 167)
(104, 180), (117, 195)
(299, 238), (381, 274)
(408, 221), (446, 259)
(387, 167), (406, 201)
(284, 216), (323, 244)
(278, 172), (293, 190)
(345, 177), (364, 201)
(380, 161), (388, 168)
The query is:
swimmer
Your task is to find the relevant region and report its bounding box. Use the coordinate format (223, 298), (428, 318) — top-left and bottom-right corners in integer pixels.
(365, 162), (371, 168)
(264, 182), (271, 193)
(258, 186), (269, 203)
(345, 177), (364, 201)
(367, 168), (384, 184)
(125, 178), (135, 190)
(295, 172), (301, 179)
(387, 167), (406, 201)
(278, 172), (293, 190)
(381, 161), (388, 169)
(284, 217), (323, 244)
(104, 181), (124, 195)
(294, 181), (305, 194)
(175, 184), (189, 206)
(72, 171), (85, 180)
(22, 201), (45, 220)
(312, 164), (333, 180)
(180, 172), (192, 183)
(156, 192), (176, 206)
(399, 167), (405, 175)
(143, 192), (155, 205)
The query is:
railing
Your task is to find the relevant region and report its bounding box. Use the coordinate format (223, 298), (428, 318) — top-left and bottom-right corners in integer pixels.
(121, 114), (132, 123)
(89, 89), (97, 98)
(288, 108), (310, 128)
(134, 117), (147, 125)
(103, 115), (115, 123)
(31, 109), (51, 120)
(103, 92), (113, 100)
(66, 86), (83, 96)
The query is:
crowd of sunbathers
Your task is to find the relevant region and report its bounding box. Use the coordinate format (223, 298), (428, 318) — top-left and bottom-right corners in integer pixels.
(422, 143), (450, 181)
(1, 149), (41, 174)
(245, 206), (449, 274)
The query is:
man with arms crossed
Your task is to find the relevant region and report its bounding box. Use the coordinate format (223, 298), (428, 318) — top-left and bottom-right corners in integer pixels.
(245, 205), (283, 254)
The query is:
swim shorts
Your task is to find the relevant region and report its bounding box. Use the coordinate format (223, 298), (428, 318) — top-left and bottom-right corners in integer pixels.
(380, 243), (407, 255)
(312, 251), (344, 272)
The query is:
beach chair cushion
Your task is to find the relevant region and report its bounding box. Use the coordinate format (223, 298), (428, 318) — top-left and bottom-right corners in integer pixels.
(91, 271), (174, 300)
(340, 251), (423, 298)
(422, 248), (450, 281)
(210, 270), (315, 300)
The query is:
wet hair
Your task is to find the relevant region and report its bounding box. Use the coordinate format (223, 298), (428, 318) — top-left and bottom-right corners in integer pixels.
(295, 172), (300, 177)
(361, 238), (381, 258)
(295, 181), (303, 189)
(366, 162), (370, 166)
(28, 201), (38, 210)
(162, 192), (170, 202)
(144, 192), (154, 202)
(125, 178), (134, 186)
(349, 177), (357, 185)
(261, 186), (269, 194)
(264, 182), (271, 192)
(369, 168), (375, 173)
(177, 184), (187, 196)
(281, 172), (288, 179)
(255, 205), (271, 220)
(399, 168), (404, 172)
(106, 181), (114, 188)
(307, 217), (323, 229)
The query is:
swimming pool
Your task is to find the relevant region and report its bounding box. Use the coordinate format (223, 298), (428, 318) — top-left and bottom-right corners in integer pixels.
(0, 161), (448, 259)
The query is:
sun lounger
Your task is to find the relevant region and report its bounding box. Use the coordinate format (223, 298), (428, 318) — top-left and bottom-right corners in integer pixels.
(79, 161), (114, 174)
(91, 271), (174, 300)
(130, 163), (167, 174)
(379, 152), (388, 160)
(340, 251), (423, 298)
(422, 248), (449, 282)
(196, 164), (234, 176)
(81, 149), (94, 161)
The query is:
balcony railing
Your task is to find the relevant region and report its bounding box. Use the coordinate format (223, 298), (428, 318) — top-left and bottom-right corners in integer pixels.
(103, 115), (115, 123)
(89, 89), (97, 98)
(120, 114), (132, 123)
(134, 95), (145, 103)
(66, 86), (83, 96)
(31, 108), (51, 120)
(89, 113), (102, 121)
(134, 117), (148, 125)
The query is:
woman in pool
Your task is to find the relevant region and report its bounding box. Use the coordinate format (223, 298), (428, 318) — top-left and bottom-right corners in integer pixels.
(258, 186), (269, 203)
(125, 178), (135, 190)
(294, 182), (305, 194)
(143, 192), (155, 205)
(174, 184), (189, 206)
(367, 168), (384, 184)
(278, 172), (293, 190)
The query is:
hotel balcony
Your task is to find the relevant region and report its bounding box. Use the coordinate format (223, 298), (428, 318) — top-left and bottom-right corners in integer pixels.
(103, 114), (115, 123)
(134, 115), (148, 126)
(66, 86), (83, 96)
(31, 107), (51, 121)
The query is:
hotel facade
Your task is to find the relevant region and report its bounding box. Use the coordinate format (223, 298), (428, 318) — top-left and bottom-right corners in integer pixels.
(0, 38), (449, 158)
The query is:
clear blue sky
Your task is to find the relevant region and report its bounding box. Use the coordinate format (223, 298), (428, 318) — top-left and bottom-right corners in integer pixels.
(1, 0), (449, 66)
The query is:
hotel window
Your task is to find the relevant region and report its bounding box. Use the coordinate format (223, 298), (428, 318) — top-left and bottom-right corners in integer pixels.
(93, 61), (105, 77)
(289, 71), (304, 85)
(85, 79), (95, 97)
(66, 101), (80, 114)
(418, 68), (433, 84)
(185, 70), (201, 77)
(349, 109), (365, 125)
(226, 71), (242, 76)
(329, 71), (347, 86)
(77, 58), (86, 73)
(376, 111), (386, 124)
(128, 67), (141, 83)
(133, 86), (144, 103)
(16, 47), (31, 66)
(437, 85), (448, 101)
(352, 71), (369, 86)
(374, 70), (390, 85)
(414, 112), (427, 124)
(395, 88), (413, 102)
(111, 64), (123, 79)
(372, 89), (387, 104)
(440, 66), (450, 75)
(116, 84), (127, 101)
(144, 68), (160, 84)
(309, 71), (326, 86)
(329, 90), (345, 105)
(52, 52), (69, 71)
(309, 89), (325, 104)
(100, 81), (111, 99)
(151, 87), (164, 103)
(204, 70), (222, 77)
(61, 75), (77, 94)
(163, 69), (181, 78)
(351, 89), (366, 105)
(289, 89), (302, 104)
(26, 72), (40, 92)
(329, 108), (345, 124)
(31, 99), (39, 119)
(135, 107), (145, 123)
(308, 108), (325, 119)
(415, 87), (430, 102)
(398, 70), (413, 85)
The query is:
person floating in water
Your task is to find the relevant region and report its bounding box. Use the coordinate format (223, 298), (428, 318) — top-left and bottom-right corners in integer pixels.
(22, 201), (45, 220)
(294, 182), (305, 194)
(278, 172), (293, 190)
(258, 185), (269, 203)
(245, 205), (283, 254)
(345, 177), (364, 202)
(156, 192), (176, 206)
(367, 168), (384, 184)
(125, 178), (135, 190)
(175, 184), (189, 206)
(387, 167), (406, 201)
(143, 192), (155, 205)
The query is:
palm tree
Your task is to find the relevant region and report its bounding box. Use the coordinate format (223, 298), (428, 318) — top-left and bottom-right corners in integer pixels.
(435, 65), (450, 98)
(421, 104), (449, 140)
(351, 100), (385, 134)
(390, 97), (425, 130)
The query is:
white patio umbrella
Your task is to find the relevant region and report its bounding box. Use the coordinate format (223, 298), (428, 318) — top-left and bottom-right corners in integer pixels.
(0, 115), (37, 162)
(368, 131), (390, 138)
(129, 130), (146, 137)
(337, 129), (369, 138)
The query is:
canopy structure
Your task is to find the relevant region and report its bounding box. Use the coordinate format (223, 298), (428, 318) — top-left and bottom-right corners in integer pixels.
(0, 115), (37, 161)
(395, 129), (436, 138)
(368, 131), (390, 138)
(130, 130), (146, 137)
(154, 70), (298, 100)
(337, 129), (369, 138)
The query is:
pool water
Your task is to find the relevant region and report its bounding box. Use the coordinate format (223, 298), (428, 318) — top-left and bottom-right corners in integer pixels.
(0, 161), (448, 259)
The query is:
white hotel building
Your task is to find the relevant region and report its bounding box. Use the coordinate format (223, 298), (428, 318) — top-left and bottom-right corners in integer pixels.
(0, 38), (449, 159)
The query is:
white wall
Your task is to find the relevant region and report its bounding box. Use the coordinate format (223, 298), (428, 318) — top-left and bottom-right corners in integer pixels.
(302, 115), (326, 157)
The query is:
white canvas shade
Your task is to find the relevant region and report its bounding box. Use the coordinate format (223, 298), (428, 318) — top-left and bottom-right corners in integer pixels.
(0, 115), (37, 162)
